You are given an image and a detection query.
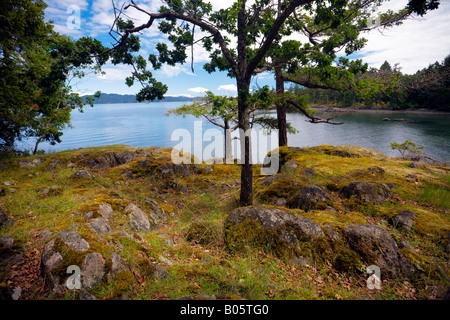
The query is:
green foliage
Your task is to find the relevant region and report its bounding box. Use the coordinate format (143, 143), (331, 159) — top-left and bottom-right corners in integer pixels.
(390, 140), (424, 158)
(0, 0), (109, 154)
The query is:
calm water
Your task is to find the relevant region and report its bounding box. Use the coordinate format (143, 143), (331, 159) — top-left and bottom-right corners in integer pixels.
(28, 102), (450, 161)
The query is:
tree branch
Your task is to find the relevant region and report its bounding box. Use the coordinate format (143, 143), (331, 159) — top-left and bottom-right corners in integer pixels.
(286, 99), (344, 125)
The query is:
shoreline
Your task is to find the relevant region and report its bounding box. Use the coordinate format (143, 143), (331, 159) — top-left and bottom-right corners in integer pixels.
(309, 105), (450, 115)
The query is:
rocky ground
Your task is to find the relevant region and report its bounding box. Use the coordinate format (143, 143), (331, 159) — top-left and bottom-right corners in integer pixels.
(0, 144), (449, 300)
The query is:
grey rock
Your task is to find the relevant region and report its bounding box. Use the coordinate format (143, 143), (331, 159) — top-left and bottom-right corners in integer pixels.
(73, 170), (93, 179)
(115, 151), (135, 165)
(85, 153), (117, 169)
(287, 185), (331, 212)
(47, 160), (61, 171)
(225, 206), (325, 255)
(154, 265), (171, 280)
(144, 198), (172, 223)
(0, 236), (14, 248)
(157, 233), (174, 247)
(3, 181), (15, 186)
(343, 224), (413, 278)
(284, 160), (298, 170)
(44, 251), (64, 272)
(390, 210), (417, 232)
(39, 228), (53, 242)
(398, 240), (415, 251)
(79, 290), (97, 300)
(323, 223), (342, 242)
(408, 162), (424, 169)
(302, 167), (314, 178)
(341, 181), (391, 204)
(0, 208), (13, 228)
(18, 158), (43, 168)
(405, 174), (418, 183)
(57, 231), (90, 252)
(125, 203), (151, 232)
(39, 185), (63, 197)
(110, 251), (128, 275)
(88, 217), (111, 234)
(98, 203), (114, 220)
(81, 253), (105, 290)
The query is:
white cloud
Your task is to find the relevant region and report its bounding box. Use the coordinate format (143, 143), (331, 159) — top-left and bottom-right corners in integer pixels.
(157, 65), (196, 78)
(188, 87), (209, 93)
(96, 64), (134, 82)
(217, 84), (238, 92)
(357, 1), (450, 74)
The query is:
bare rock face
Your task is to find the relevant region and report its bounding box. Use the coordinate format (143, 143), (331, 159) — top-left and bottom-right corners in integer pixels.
(224, 206), (325, 259)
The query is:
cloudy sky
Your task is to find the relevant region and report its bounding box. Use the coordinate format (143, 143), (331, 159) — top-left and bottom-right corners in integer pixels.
(44, 0), (450, 97)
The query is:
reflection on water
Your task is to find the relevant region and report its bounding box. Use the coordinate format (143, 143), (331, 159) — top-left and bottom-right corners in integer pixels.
(31, 103), (449, 161)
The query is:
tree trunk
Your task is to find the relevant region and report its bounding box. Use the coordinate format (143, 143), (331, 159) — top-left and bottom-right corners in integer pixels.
(275, 66), (287, 147)
(237, 79), (253, 206)
(237, 0), (253, 206)
(33, 136), (43, 155)
(224, 120), (233, 163)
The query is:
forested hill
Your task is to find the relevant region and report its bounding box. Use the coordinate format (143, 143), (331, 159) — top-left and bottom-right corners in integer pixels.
(83, 93), (198, 104)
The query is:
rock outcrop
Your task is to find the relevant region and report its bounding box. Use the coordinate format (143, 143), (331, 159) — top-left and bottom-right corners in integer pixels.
(287, 185), (332, 211)
(224, 206), (325, 259)
(341, 181), (391, 204)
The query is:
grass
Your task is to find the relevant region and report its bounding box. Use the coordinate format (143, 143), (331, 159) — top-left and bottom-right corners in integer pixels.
(416, 178), (450, 210)
(1, 145), (449, 300)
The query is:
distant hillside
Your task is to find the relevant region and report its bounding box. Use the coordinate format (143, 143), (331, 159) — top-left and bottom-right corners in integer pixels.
(83, 93), (198, 104)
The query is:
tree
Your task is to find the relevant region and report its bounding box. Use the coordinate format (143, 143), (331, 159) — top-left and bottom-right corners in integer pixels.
(167, 86), (282, 163)
(167, 91), (239, 162)
(107, 0), (441, 206)
(0, 0), (108, 154)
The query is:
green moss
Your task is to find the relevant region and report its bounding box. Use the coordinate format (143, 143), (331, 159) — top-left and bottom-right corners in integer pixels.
(403, 206), (449, 240)
(185, 219), (221, 246)
(255, 175), (302, 202)
(108, 270), (135, 298)
(400, 248), (437, 275)
(332, 246), (364, 273)
(49, 237), (87, 279)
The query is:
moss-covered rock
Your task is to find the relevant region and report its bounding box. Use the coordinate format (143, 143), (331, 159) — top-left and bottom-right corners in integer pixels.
(342, 224), (414, 278)
(287, 185), (333, 212)
(341, 181), (391, 205)
(224, 206), (325, 260)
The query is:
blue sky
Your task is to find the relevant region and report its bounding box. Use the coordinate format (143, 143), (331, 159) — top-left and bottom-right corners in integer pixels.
(44, 0), (450, 97)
